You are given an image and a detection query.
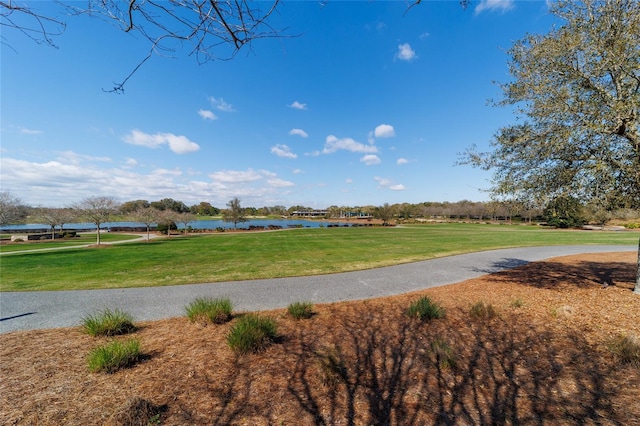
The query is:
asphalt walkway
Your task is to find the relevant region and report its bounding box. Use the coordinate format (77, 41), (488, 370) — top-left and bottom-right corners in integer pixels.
(0, 245), (634, 333)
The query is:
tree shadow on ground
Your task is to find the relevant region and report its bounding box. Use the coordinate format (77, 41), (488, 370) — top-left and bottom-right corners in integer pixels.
(281, 304), (625, 425)
(483, 260), (636, 290)
(473, 257), (530, 274)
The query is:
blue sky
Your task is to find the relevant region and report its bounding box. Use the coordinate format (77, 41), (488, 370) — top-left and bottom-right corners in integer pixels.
(1, 0), (557, 209)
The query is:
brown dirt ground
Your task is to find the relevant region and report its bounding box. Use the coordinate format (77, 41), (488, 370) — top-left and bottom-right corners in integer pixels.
(1, 252), (639, 426)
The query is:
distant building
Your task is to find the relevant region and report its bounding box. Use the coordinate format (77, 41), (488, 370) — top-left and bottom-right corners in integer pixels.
(291, 210), (327, 217)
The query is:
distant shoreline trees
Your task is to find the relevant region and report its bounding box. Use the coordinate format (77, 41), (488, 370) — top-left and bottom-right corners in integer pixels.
(2, 191), (640, 229)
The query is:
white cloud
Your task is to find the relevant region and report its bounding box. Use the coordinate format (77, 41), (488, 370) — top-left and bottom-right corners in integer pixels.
(152, 168), (182, 177)
(0, 156), (296, 207)
(289, 128), (308, 138)
(267, 178), (295, 188)
(209, 169), (263, 183)
(271, 144), (298, 159)
(124, 158), (138, 167)
(475, 0), (514, 14)
(397, 158), (409, 165)
(164, 134), (200, 154)
(375, 177), (392, 187)
(289, 101), (307, 110)
(57, 151), (112, 165)
(374, 124), (395, 138)
(209, 96), (236, 112)
(396, 43), (416, 61)
(375, 176), (406, 191)
(292, 169), (303, 174)
(345, 178), (353, 184)
(123, 129), (164, 148)
(19, 127), (43, 135)
(322, 135), (378, 154)
(198, 109), (217, 120)
(0, 157), (188, 205)
(123, 129), (200, 154)
(361, 154), (381, 166)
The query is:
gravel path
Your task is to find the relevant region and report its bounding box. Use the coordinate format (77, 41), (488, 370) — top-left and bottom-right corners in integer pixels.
(0, 245), (634, 333)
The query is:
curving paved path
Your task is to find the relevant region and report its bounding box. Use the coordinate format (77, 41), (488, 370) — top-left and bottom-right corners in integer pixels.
(0, 245), (634, 334)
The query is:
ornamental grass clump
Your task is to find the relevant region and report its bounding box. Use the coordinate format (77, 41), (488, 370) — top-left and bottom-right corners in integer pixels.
(469, 301), (498, 320)
(406, 296), (445, 321)
(185, 297), (233, 325)
(82, 308), (136, 337)
(87, 338), (141, 373)
(316, 345), (347, 388)
(430, 337), (457, 369)
(287, 301), (314, 320)
(226, 314), (278, 354)
(608, 334), (640, 368)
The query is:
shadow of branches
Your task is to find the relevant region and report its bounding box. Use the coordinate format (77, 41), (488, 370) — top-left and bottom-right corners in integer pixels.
(481, 259), (636, 290)
(281, 303), (624, 425)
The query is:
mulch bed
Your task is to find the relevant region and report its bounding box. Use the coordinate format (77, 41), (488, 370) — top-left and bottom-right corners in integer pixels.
(1, 252), (639, 425)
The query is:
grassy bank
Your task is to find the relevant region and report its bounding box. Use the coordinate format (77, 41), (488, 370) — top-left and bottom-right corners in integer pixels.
(1, 224), (637, 291)
(0, 233), (140, 253)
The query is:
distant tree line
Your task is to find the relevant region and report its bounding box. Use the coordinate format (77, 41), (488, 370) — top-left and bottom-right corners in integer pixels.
(2, 192), (639, 232)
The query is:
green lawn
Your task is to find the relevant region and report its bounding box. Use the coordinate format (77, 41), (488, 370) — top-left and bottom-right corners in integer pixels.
(0, 233), (139, 253)
(0, 224), (637, 292)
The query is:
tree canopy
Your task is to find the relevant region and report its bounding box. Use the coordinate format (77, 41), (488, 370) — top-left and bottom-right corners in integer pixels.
(461, 0), (640, 211)
(223, 197), (247, 229)
(73, 196), (120, 245)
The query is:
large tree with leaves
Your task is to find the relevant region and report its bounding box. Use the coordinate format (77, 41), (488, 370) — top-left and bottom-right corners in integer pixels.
(462, 0), (639, 208)
(461, 0), (639, 293)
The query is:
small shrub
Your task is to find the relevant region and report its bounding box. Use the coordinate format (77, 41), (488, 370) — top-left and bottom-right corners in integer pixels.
(227, 314), (278, 354)
(316, 345), (347, 388)
(430, 337), (456, 369)
(608, 335), (640, 368)
(406, 296), (445, 321)
(185, 297), (233, 325)
(157, 221), (177, 235)
(287, 301), (314, 319)
(82, 308), (136, 337)
(469, 301), (497, 319)
(88, 339), (141, 373)
(106, 397), (165, 426)
(510, 298), (525, 308)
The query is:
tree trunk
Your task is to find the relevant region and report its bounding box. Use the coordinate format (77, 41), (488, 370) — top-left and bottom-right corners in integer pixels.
(635, 237), (640, 295)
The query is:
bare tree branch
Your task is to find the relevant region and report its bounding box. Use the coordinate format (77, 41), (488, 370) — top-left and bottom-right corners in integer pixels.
(63, 0), (283, 92)
(1, 1), (66, 48)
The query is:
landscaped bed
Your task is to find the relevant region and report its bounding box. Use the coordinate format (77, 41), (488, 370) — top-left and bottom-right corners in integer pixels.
(1, 252), (639, 425)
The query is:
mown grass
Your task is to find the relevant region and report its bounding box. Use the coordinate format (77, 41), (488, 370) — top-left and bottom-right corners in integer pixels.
(0, 233), (139, 253)
(0, 224), (637, 291)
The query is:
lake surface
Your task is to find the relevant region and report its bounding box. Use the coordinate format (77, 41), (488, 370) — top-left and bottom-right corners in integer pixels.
(1, 219), (349, 232)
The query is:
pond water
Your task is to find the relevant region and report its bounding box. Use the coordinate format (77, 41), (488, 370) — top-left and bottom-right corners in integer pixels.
(1, 219), (348, 232)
